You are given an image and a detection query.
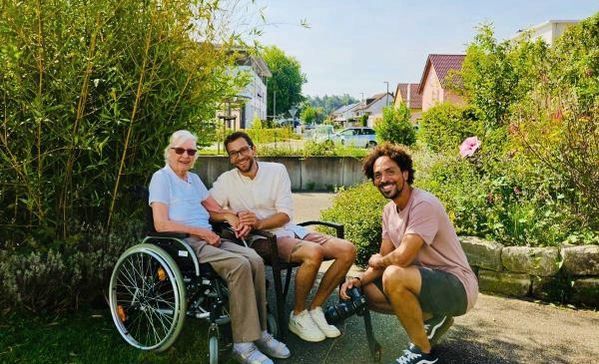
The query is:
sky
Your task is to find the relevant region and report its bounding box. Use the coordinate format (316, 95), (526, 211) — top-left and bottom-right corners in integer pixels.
(253, 0), (598, 100)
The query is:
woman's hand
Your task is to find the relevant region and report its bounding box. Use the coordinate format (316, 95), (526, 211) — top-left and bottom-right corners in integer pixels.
(195, 230), (221, 247)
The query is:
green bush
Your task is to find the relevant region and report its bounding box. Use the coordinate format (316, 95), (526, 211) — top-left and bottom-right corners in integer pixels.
(0, 217), (142, 313)
(418, 103), (483, 153)
(374, 104), (416, 146)
(321, 183), (387, 265)
(245, 127), (300, 144)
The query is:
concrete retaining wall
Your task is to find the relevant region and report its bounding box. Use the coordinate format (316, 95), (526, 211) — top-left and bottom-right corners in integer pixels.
(196, 156), (366, 191)
(460, 237), (599, 308)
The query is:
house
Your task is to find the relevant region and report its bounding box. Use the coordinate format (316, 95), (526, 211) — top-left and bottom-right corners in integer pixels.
(353, 92), (394, 127)
(330, 102), (361, 124)
(218, 50), (272, 129)
(513, 19), (579, 46)
(394, 83), (422, 122)
(418, 54), (465, 112)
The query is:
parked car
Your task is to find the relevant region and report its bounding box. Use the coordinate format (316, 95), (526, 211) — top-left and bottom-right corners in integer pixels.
(333, 127), (377, 148)
(310, 124), (335, 143)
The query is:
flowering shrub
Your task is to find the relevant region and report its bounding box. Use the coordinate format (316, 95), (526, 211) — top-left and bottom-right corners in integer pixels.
(459, 136), (481, 158)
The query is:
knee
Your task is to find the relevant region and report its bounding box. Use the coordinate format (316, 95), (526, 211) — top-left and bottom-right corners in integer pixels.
(229, 257), (251, 279)
(302, 245), (324, 266)
(382, 266), (408, 293)
(248, 252), (265, 273)
(338, 240), (356, 263)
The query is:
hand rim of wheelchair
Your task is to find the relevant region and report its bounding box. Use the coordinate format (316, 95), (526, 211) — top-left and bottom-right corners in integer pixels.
(109, 243), (187, 352)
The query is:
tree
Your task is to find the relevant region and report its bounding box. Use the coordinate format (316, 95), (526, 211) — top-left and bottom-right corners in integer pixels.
(0, 0), (251, 244)
(455, 24), (548, 129)
(300, 105), (325, 125)
(374, 104), (416, 146)
(262, 46), (306, 119)
(305, 94), (359, 115)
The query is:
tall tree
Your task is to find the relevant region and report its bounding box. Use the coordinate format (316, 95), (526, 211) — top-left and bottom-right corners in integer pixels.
(262, 46), (306, 119)
(305, 94), (359, 115)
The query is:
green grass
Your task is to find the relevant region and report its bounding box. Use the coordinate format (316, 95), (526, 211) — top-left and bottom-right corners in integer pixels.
(0, 308), (236, 363)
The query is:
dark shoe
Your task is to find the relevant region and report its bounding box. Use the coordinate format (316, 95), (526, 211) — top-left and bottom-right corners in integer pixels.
(425, 315), (453, 345)
(392, 346), (438, 364)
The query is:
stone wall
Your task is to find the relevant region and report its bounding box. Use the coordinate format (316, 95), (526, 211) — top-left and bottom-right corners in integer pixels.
(460, 237), (599, 308)
(195, 156), (366, 191)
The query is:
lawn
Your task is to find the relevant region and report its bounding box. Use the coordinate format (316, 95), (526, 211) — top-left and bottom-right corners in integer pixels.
(0, 308), (236, 363)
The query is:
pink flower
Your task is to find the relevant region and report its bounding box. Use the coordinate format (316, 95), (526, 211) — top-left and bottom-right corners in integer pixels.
(460, 136), (481, 158)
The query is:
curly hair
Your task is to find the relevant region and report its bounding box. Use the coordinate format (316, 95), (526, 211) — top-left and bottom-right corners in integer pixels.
(224, 131), (254, 152)
(362, 142), (415, 185)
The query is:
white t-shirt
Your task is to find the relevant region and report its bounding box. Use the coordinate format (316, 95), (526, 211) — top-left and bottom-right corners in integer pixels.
(209, 161), (308, 238)
(148, 164), (212, 230)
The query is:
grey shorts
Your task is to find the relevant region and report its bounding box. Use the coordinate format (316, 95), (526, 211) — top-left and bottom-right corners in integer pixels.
(374, 267), (467, 316)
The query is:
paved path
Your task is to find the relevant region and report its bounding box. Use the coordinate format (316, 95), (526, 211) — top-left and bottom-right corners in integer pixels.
(276, 193), (599, 363)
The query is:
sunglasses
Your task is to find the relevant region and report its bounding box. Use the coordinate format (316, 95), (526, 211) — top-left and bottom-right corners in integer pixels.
(170, 147), (197, 156)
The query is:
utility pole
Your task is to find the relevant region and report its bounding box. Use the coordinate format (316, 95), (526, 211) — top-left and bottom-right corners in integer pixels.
(273, 90), (277, 122)
(383, 81), (390, 106)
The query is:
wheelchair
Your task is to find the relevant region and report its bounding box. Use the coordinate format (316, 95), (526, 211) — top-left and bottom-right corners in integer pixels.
(108, 199), (277, 363)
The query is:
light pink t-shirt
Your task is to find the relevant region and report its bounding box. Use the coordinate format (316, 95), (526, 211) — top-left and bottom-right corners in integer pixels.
(382, 188), (478, 311)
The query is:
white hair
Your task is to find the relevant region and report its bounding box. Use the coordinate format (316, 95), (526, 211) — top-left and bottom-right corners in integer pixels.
(163, 130), (198, 164)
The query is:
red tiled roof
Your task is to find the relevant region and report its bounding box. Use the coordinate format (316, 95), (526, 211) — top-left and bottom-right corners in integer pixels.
(394, 83), (422, 109)
(418, 54), (465, 93)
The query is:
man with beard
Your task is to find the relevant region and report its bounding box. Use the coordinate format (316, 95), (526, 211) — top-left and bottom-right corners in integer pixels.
(210, 131), (356, 343)
(341, 143), (478, 364)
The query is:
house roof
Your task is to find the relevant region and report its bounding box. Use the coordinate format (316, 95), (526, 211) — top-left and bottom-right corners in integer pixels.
(417, 54), (465, 93)
(394, 83), (422, 109)
(354, 92), (393, 111)
(331, 102), (360, 115)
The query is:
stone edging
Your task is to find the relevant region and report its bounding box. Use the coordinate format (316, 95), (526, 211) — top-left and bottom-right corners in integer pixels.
(460, 237), (599, 308)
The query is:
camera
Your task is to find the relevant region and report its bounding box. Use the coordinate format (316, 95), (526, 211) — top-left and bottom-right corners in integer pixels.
(324, 286), (367, 324)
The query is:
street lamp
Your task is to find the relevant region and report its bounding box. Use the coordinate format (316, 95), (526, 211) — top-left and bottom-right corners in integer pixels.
(383, 81), (390, 106)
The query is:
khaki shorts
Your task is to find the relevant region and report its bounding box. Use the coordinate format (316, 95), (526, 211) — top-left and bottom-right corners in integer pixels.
(276, 232), (332, 262)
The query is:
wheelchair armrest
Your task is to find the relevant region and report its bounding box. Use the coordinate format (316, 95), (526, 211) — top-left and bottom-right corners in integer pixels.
(298, 220), (345, 239)
(146, 231), (189, 239)
(246, 229), (280, 265)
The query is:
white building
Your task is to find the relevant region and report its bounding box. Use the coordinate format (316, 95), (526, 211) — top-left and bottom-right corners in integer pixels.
(354, 92), (394, 127)
(219, 51), (271, 129)
(514, 20), (579, 45)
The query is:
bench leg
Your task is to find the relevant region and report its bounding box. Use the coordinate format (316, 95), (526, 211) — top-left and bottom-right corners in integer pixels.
(271, 262), (287, 340)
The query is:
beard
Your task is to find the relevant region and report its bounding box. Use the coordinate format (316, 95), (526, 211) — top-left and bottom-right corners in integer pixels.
(378, 181), (403, 200)
(236, 157), (254, 173)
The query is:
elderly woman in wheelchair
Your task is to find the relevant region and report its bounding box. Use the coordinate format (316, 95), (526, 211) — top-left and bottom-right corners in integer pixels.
(109, 130), (289, 364)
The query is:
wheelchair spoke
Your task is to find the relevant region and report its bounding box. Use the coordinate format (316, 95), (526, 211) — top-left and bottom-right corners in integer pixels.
(111, 246), (185, 351)
(149, 306), (172, 338)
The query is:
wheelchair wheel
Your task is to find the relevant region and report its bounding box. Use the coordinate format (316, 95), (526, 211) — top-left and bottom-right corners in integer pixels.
(109, 243), (186, 352)
(209, 335), (219, 364)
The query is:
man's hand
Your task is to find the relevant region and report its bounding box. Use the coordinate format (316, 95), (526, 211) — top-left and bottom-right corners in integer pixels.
(237, 210), (259, 229)
(368, 253), (386, 269)
(234, 224), (252, 239)
(340, 277), (361, 300)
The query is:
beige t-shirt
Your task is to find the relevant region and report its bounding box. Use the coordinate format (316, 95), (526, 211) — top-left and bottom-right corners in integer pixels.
(209, 161), (309, 238)
(382, 188), (478, 311)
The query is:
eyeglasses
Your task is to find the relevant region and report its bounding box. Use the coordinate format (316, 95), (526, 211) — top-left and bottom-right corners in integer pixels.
(228, 145), (252, 159)
(170, 147), (197, 156)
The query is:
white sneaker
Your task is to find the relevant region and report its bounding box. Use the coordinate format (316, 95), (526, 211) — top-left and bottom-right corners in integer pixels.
(288, 310), (326, 342)
(232, 343), (273, 364)
(256, 331), (291, 359)
(309, 307), (341, 338)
